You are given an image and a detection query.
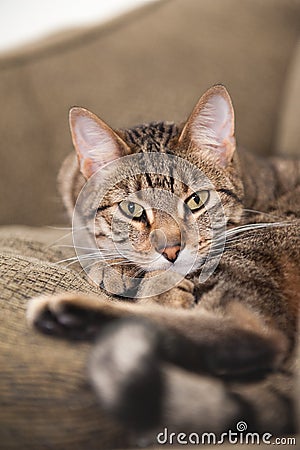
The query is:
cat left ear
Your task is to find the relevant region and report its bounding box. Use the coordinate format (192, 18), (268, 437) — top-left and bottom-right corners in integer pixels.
(69, 107), (130, 179)
(179, 85), (236, 167)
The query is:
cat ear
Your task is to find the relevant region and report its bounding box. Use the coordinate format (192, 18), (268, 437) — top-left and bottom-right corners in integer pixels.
(69, 107), (130, 179)
(179, 85), (236, 167)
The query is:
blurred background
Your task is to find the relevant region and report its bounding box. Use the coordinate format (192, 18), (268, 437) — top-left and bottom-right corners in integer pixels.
(0, 0), (150, 53)
(0, 0), (299, 226)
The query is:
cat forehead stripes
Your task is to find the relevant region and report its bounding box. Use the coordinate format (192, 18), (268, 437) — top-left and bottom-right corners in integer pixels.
(122, 122), (179, 153)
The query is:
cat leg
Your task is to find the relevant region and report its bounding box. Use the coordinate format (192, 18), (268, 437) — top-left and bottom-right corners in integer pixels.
(27, 291), (288, 375)
(26, 290), (195, 340)
(160, 300), (289, 377)
(26, 284), (197, 343)
(89, 318), (295, 443)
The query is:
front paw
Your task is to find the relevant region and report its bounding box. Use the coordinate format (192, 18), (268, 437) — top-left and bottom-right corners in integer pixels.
(88, 264), (140, 297)
(26, 293), (113, 340)
(137, 271), (195, 309)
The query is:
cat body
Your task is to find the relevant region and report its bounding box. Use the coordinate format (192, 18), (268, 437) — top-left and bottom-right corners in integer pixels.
(27, 85), (299, 444)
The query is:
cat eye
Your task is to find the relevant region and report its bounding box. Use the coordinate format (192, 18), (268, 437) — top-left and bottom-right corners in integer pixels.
(185, 190), (210, 212)
(119, 200), (144, 219)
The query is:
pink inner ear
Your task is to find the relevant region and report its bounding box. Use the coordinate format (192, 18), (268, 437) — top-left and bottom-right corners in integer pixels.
(192, 95), (233, 147)
(72, 115), (121, 177)
(208, 95), (232, 141)
(190, 93), (235, 166)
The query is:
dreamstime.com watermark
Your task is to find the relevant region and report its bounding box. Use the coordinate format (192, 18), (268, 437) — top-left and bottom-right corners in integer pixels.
(156, 422), (297, 446)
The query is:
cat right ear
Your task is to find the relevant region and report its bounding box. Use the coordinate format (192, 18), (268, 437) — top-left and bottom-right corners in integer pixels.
(69, 107), (130, 179)
(179, 85), (236, 168)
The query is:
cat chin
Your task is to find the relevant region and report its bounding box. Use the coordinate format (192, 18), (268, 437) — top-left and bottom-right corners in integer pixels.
(143, 259), (172, 273)
(169, 262), (201, 276)
(140, 248), (202, 276)
(143, 258), (200, 277)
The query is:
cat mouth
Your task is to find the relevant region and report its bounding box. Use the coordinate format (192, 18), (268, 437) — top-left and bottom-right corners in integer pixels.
(138, 247), (200, 276)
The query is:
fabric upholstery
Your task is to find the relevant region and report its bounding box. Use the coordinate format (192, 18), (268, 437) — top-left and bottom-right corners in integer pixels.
(275, 38), (300, 156)
(0, 229), (127, 450)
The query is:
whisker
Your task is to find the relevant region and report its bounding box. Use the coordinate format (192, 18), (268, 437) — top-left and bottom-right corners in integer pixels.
(132, 267), (145, 278)
(56, 251), (104, 265)
(82, 258), (131, 272)
(45, 232), (74, 249)
(243, 208), (282, 219)
(65, 257), (101, 267)
(47, 226), (72, 230)
(56, 255), (81, 264)
(208, 222), (290, 256)
(225, 221), (288, 239)
(45, 225), (90, 248)
(53, 244), (99, 251)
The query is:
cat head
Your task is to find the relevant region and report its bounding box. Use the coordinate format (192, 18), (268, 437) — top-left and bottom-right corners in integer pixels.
(64, 85), (244, 277)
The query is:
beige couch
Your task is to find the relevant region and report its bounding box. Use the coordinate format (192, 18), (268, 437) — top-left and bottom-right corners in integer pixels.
(0, 1), (299, 448)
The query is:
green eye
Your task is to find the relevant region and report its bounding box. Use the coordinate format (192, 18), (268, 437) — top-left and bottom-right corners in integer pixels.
(119, 201), (144, 219)
(186, 190), (209, 212)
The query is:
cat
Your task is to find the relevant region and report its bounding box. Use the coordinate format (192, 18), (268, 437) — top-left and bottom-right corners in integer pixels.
(27, 85), (300, 445)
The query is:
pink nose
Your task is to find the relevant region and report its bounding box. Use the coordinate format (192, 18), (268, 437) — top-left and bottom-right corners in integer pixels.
(159, 245), (181, 263)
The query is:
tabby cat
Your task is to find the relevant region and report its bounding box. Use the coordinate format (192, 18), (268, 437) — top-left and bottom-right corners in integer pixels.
(27, 85), (299, 444)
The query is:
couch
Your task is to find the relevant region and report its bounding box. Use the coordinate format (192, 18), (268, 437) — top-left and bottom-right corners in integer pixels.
(0, 1), (299, 448)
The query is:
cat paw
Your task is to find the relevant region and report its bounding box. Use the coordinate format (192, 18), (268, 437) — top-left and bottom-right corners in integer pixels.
(138, 272), (195, 309)
(157, 278), (195, 309)
(89, 264), (140, 297)
(89, 318), (163, 430)
(26, 293), (113, 340)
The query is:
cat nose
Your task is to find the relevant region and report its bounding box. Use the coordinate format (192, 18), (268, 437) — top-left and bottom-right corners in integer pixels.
(149, 229), (181, 262)
(159, 245), (181, 263)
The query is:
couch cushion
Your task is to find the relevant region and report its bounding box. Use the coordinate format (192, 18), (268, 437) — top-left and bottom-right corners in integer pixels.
(0, 0), (299, 226)
(275, 39), (300, 156)
(0, 228), (127, 450)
